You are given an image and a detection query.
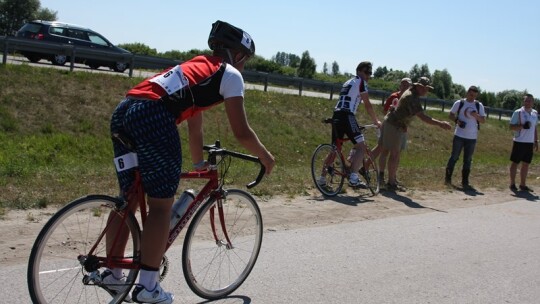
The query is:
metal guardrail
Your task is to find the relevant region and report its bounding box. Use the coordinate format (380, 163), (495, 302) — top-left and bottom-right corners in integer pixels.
(0, 35), (514, 120)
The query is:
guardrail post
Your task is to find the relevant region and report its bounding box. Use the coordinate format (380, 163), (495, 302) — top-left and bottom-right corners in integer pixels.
(264, 75), (268, 92)
(299, 80), (303, 96)
(69, 47), (75, 72)
(129, 55), (134, 78)
(2, 38), (8, 65)
(329, 85), (334, 100)
(441, 101), (445, 112)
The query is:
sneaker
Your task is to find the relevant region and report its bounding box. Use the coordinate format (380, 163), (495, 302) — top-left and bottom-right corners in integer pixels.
(317, 176), (327, 186)
(510, 184), (518, 192)
(100, 270), (132, 302)
(462, 183), (475, 191)
(348, 179), (367, 188)
(385, 182), (406, 192)
(348, 173), (366, 188)
(519, 185), (534, 192)
(132, 283), (174, 304)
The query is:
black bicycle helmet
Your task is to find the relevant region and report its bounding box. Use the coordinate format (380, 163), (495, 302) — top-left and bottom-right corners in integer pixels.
(208, 20), (255, 56)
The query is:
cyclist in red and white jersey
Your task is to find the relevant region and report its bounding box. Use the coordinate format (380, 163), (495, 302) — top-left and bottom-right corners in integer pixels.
(105, 20), (275, 303)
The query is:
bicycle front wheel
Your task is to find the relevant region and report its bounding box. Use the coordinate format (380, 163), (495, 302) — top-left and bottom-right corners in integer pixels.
(27, 195), (141, 304)
(311, 144), (345, 196)
(362, 155), (380, 196)
(182, 189), (263, 300)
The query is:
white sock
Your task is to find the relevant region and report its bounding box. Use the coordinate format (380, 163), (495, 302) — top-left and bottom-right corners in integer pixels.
(111, 268), (123, 279)
(138, 269), (158, 291)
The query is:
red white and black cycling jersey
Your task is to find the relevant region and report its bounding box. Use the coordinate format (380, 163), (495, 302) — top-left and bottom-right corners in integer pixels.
(126, 55), (244, 123)
(334, 75), (368, 114)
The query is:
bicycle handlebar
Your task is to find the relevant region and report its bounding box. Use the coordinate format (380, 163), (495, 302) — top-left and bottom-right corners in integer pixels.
(203, 141), (266, 189)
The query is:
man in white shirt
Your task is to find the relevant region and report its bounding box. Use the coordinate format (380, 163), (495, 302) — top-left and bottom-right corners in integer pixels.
(509, 93), (538, 192)
(444, 86), (486, 190)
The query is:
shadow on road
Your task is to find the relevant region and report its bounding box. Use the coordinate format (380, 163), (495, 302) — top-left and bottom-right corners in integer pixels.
(511, 190), (540, 201)
(198, 295), (251, 303)
(379, 190), (447, 213)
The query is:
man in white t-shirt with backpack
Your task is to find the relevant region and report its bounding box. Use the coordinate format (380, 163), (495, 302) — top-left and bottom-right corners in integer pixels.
(444, 85), (486, 190)
(509, 93), (538, 192)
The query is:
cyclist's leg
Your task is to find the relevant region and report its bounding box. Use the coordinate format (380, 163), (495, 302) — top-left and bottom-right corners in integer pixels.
(115, 100), (180, 300)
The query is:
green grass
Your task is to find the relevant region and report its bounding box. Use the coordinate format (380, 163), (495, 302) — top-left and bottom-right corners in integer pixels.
(0, 64), (534, 210)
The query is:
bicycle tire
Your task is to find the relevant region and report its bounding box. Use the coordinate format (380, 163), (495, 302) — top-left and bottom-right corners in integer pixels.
(182, 189), (263, 300)
(311, 144), (345, 196)
(362, 155), (380, 196)
(27, 195), (141, 304)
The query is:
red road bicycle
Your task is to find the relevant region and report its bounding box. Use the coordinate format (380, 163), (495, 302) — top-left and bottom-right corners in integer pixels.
(27, 139), (265, 303)
(311, 118), (380, 197)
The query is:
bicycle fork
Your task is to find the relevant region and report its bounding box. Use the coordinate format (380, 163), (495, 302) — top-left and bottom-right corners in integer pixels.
(210, 192), (234, 250)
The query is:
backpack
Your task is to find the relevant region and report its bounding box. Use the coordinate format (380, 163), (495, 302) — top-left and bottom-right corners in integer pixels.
(456, 99), (481, 130)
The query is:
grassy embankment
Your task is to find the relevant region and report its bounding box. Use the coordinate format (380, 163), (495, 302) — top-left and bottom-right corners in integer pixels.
(0, 64), (531, 214)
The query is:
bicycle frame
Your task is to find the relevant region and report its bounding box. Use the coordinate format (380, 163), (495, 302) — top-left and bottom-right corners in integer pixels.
(89, 141), (264, 272)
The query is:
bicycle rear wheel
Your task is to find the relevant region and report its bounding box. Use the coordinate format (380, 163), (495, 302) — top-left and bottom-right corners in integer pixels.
(311, 144), (345, 196)
(182, 189), (263, 300)
(361, 156), (380, 196)
(27, 195), (141, 304)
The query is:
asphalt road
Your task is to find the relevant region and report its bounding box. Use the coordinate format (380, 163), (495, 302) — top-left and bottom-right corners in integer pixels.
(5, 199), (540, 303)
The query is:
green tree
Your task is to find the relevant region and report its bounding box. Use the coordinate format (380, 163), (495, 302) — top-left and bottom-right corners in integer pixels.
(331, 61), (340, 76)
(374, 66), (388, 78)
(297, 50), (316, 78)
(322, 62), (329, 75)
(431, 69), (453, 99)
(478, 91), (497, 107)
(409, 63), (431, 82)
(34, 7), (56, 20)
(118, 42), (158, 56)
(382, 69), (408, 83)
(498, 90), (527, 110)
(0, 0), (56, 35)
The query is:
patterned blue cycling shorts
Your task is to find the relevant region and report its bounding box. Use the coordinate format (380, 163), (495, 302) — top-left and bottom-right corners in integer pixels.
(110, 98), (182, 198)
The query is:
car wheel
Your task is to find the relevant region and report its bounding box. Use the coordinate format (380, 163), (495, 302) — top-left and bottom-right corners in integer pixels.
(26, 55), (41, 63)
(113, 62), (128, 73)
(51, 55), (67, 66)
(88, 64), (100, 70)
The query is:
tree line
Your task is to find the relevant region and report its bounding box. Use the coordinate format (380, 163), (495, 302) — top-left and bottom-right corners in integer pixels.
(1, 0), (536, 110)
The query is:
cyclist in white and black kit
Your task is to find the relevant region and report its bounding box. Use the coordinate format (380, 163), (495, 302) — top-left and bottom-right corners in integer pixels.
(323, 61), (381, 187)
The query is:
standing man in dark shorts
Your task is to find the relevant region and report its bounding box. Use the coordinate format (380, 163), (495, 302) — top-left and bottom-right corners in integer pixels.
(509, 93), (538, 192)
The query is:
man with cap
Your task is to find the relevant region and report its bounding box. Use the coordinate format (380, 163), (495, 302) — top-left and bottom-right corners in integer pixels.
(374, 77), (413, 184)
(444, 85), (486, 190)
(379, 77), (452, 191)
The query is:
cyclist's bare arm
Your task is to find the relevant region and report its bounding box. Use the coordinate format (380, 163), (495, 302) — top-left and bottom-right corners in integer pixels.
(360, 91), (381, 127)
(224, 96), (275, 174)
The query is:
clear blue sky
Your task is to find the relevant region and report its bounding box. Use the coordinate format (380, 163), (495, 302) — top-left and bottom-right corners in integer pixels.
(41, 0), (540, 96)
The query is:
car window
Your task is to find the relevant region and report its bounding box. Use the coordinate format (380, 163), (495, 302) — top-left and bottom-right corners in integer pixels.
(67, 29), (89, 41)
(19, 23), (42, 33)
(50, 27), (66, 36)
(87, 33), (109, 47)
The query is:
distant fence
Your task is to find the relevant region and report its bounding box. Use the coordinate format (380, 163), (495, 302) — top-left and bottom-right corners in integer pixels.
(1, 35), (514, 120)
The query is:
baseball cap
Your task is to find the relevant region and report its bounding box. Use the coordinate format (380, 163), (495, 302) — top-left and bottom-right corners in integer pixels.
(413, 77), (434, 89)
(401, 77), (412, 84)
